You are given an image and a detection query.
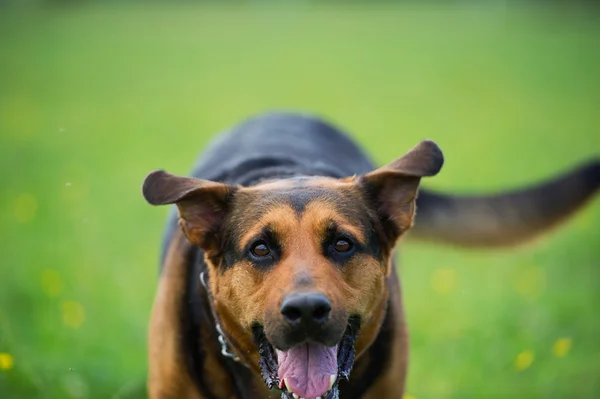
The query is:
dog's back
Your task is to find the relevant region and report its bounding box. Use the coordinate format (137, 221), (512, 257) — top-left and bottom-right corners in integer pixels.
(190, 112), (376, 183)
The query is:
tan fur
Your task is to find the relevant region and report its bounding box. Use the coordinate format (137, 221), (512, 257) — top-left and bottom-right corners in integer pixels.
(205, 199), (390, 368)
(148, 231), (205, 399)
(361, 272), (409, 399)
(149, 229), (266, 399)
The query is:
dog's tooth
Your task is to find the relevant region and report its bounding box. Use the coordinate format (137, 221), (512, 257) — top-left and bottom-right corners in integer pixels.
(329, 374), (336, 390)
(292, 394), (298, 399)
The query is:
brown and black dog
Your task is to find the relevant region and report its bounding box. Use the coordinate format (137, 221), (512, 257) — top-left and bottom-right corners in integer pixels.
(142, 112), (599, 399)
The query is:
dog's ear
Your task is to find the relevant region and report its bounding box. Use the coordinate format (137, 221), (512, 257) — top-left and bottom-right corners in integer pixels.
(360, 140), (444, 243)
(142, 170), (237, 249)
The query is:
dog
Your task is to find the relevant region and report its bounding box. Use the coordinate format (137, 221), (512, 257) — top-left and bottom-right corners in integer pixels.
(142, 111), (599, 399)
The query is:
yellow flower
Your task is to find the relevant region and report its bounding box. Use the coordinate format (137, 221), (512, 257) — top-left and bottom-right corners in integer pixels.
(403, 395), (417, 399)
(431, 267), (457, 294)
(0, 353), (14, 370)
(515, 350), (534, 371)
(61, 301), (85, 329)
(553, 338), (572, 357)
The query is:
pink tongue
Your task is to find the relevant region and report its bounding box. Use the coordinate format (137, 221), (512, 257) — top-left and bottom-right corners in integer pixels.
(277, 343), (337, 399)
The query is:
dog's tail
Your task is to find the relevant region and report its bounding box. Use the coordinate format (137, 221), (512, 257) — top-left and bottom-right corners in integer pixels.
(410, 159), (600, 248)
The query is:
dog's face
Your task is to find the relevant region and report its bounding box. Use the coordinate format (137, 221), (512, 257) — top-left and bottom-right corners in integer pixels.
(143, 140), (443, 399)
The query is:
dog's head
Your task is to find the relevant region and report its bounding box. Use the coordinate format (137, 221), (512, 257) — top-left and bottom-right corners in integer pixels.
(143, 140), (443, 399)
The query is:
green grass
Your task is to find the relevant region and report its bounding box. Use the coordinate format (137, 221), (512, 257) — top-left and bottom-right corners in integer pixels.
(1, 3), (599, 398)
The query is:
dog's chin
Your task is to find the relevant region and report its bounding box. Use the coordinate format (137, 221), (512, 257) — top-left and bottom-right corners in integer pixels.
(253, 319), (359, 399)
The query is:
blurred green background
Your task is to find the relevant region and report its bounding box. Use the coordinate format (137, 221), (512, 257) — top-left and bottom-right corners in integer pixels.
(1, 1), (599, 398)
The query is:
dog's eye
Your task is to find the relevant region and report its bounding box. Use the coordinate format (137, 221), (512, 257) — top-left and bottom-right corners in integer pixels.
(323, 233), (357, 263)
(250, 241), (270, 257)
(334, 239), (352, 253)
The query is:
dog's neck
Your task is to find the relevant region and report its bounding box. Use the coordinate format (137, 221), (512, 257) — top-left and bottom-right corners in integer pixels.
(198, 271), (245, 365)
(183, 247), (270, 399)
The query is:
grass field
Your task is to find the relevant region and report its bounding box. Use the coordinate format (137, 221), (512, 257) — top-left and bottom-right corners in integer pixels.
(1, 2), (599, 398)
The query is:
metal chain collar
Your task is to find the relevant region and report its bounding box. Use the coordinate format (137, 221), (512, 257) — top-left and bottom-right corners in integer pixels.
(199, 271), (244, 364)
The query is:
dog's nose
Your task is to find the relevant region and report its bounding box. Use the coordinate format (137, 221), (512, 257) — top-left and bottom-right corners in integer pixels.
(280, 292), (332, 329)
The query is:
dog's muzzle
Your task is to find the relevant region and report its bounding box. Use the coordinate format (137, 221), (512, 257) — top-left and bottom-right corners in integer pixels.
(254, 317), (359, 399)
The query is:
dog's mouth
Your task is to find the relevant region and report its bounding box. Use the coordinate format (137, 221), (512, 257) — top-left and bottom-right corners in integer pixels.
(253, 319), (359, 399)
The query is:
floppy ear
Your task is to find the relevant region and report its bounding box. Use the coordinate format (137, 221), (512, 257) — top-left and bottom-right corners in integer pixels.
(142, 170), (237, 249)
(360, 140), (444, 243)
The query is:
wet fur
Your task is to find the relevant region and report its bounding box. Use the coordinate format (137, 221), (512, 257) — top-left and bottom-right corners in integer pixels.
(144, 111), (599, 399)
